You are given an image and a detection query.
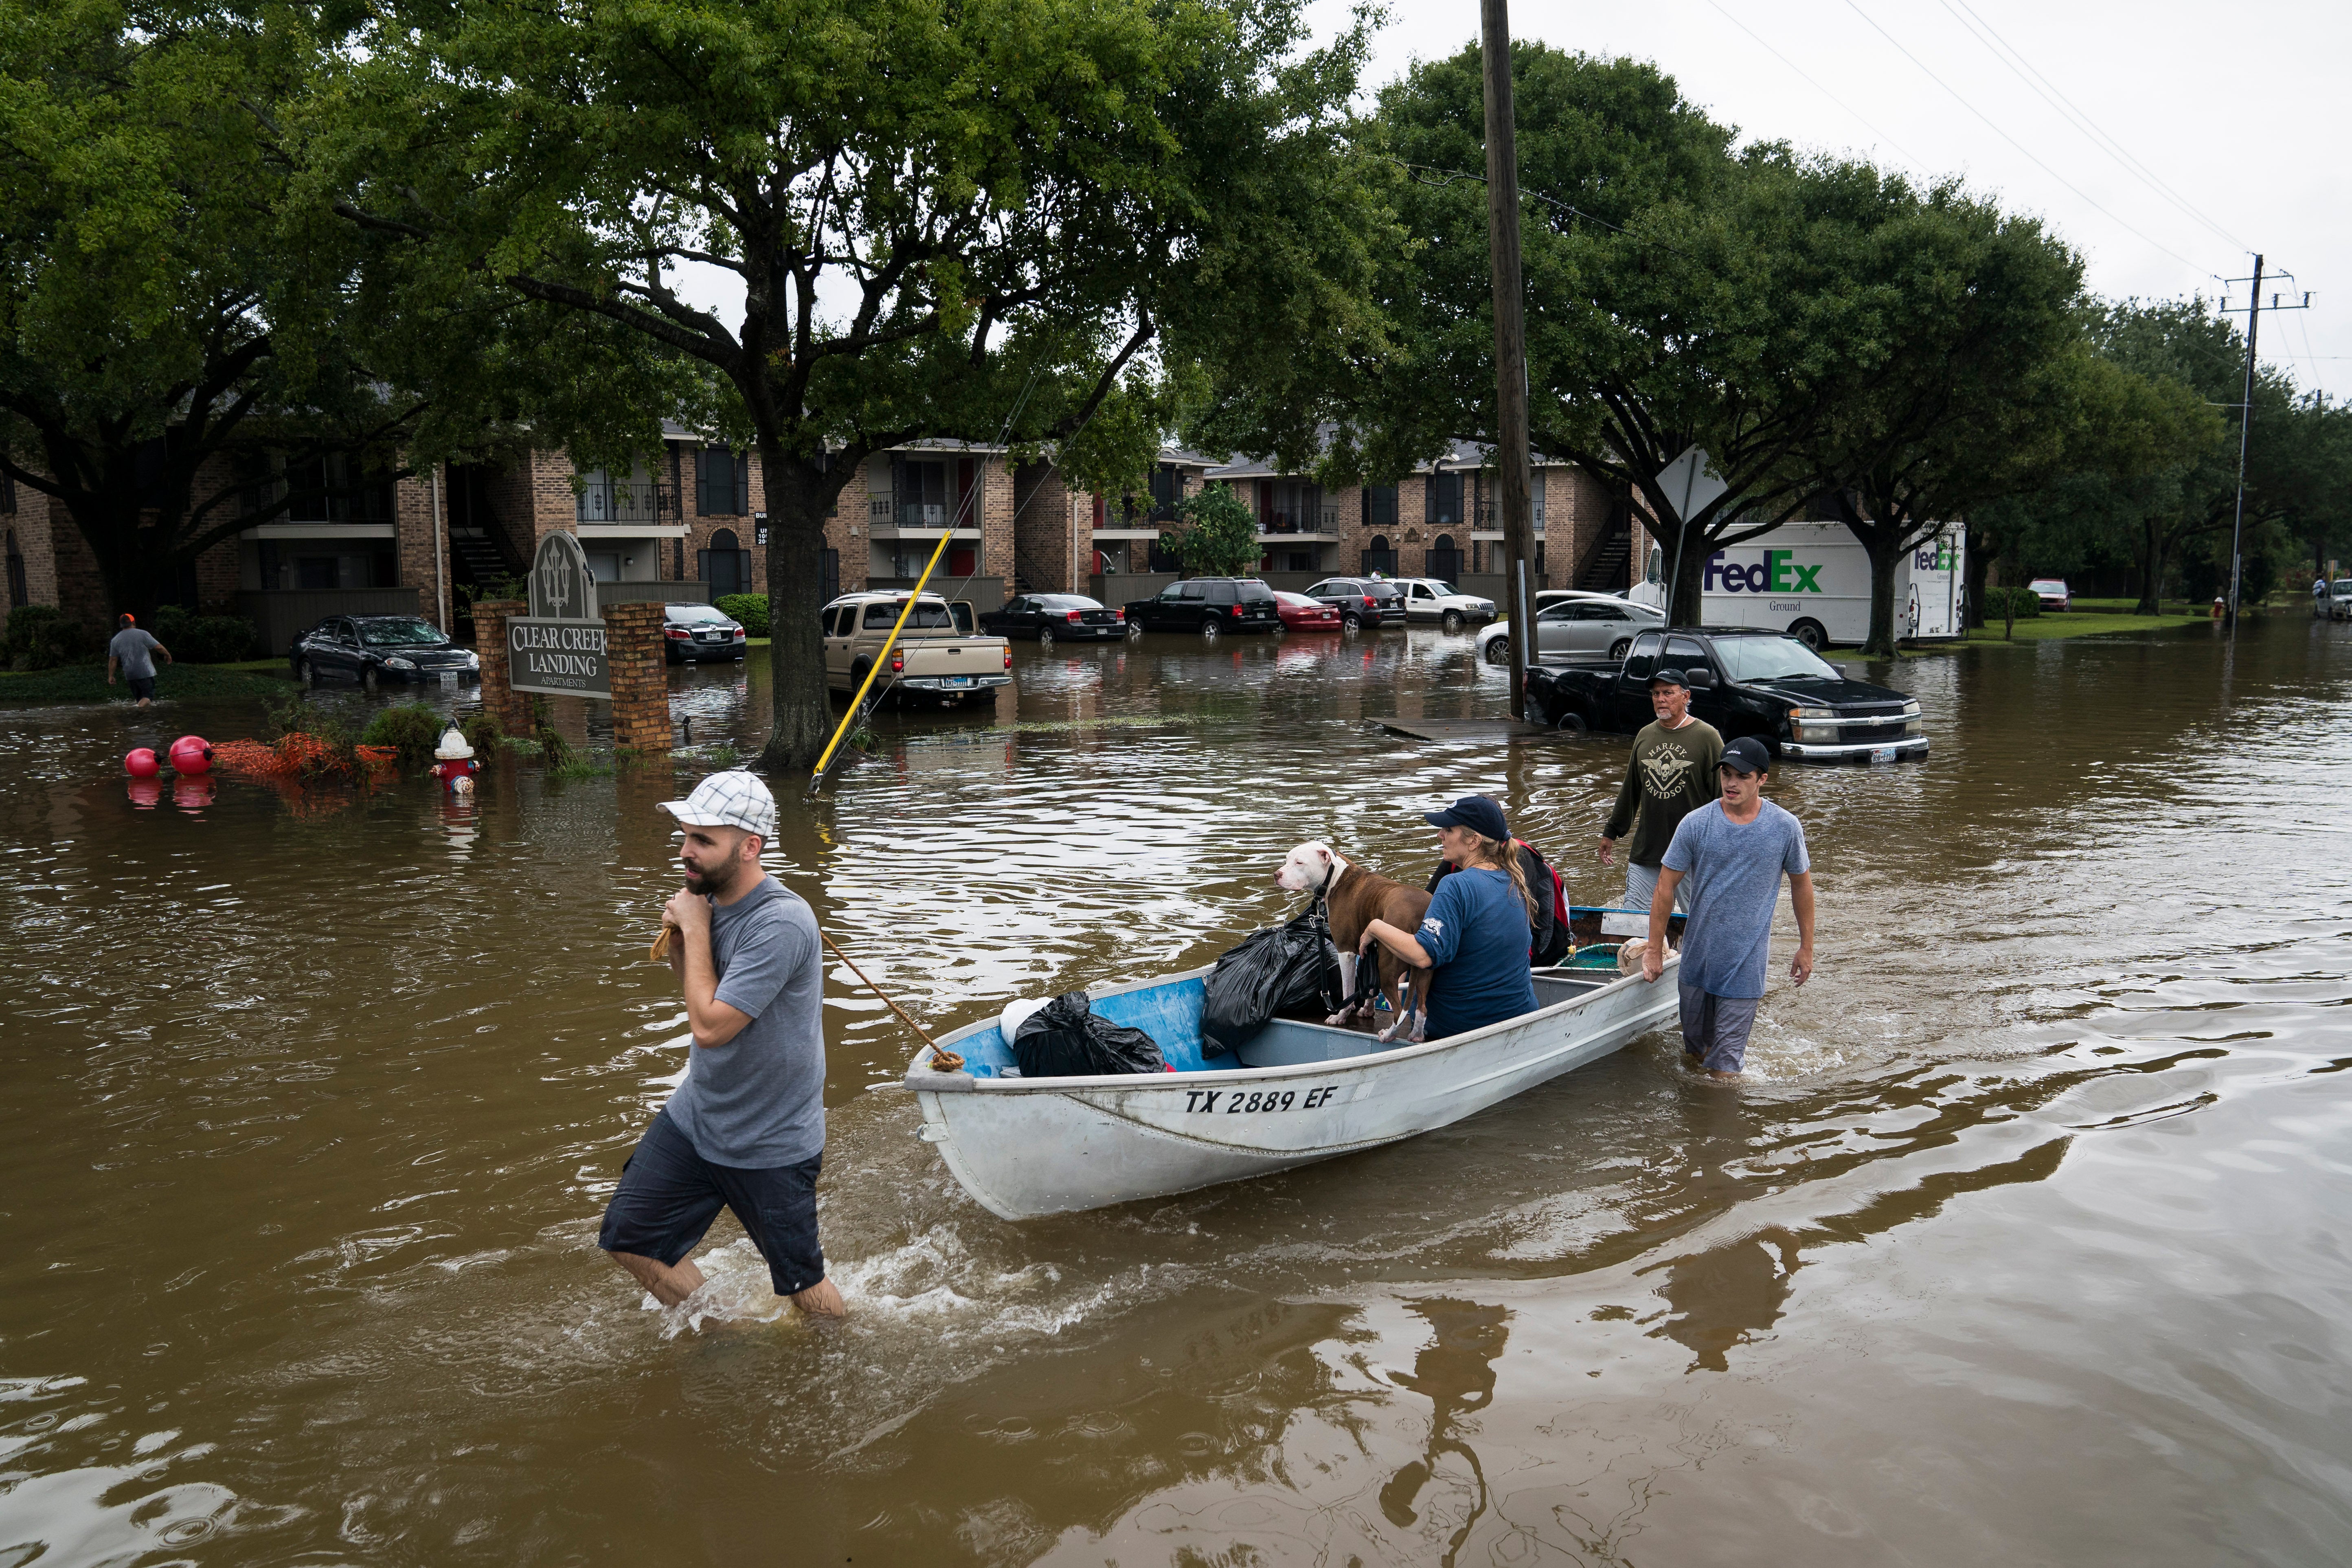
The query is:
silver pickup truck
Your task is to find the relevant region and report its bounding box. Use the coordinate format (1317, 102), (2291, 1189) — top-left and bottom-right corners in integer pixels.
(822, 591), (1013, 708)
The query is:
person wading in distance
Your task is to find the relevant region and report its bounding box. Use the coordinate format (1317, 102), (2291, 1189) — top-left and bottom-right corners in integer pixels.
(1641, 736), (1816, 1081)
(598, 772), (846, 1320)
(1599, 667), (1722, 925)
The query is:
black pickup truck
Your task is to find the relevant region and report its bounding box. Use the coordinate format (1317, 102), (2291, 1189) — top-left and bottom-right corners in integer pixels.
(1526, 626), (1926, 764)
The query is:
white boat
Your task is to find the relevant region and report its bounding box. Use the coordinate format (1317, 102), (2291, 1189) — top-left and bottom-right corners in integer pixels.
(903, 945), (1683, 1221)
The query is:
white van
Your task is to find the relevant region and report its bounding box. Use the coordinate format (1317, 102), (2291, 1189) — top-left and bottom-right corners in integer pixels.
(1627, 521), (1966, 648)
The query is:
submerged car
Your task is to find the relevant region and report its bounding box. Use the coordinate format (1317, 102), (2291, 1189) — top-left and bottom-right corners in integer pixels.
(290, 615), (480, 686)
(1477, 592), (1663, 665)
(2027, 578), (2072, 612)
(1391, 577), (1496, 632)
(1271, 590), (1343, 632)
(663, 602), (748, 662)
(1301, 577), (1407, 629)
(980, 593), (1126, 644)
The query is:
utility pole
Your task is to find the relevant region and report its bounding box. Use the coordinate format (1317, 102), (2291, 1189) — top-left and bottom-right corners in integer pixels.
(2219, 257), (2311, 633)
(1481, 0), (1536, 721)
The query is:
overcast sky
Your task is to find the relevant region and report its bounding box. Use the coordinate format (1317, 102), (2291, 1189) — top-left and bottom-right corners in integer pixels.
(671, 0), (2346, 401)
(1312, 0), (2350, 397)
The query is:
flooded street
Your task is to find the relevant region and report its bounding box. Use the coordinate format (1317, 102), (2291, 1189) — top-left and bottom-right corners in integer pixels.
(4, 617), (2350, 1565)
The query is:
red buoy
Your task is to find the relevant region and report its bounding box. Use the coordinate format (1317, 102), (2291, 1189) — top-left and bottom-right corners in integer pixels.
(168, 735), (213, 775)
(125, 748), (161, 778)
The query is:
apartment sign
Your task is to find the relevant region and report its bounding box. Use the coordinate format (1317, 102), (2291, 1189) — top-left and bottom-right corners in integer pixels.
(513, 531), (609, 698)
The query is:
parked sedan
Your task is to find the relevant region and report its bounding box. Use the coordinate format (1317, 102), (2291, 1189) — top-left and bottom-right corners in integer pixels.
(290, 616), (480, 686)
(2331, 579), (2352, 621)
(663, 602), (748, 662)
(980, 593), (1126, 645)
(1271, 590), (1343, 632)
(1393, 577), (1496, 631)
(2027, 577), (2072, 612)
(1477, 592), (1663, 665)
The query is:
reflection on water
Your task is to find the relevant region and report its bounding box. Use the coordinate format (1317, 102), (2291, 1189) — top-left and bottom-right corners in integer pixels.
(2, 618), (2351, 1564)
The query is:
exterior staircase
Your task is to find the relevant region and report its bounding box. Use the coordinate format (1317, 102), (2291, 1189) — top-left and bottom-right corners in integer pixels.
(1576, 528), (1630, 593)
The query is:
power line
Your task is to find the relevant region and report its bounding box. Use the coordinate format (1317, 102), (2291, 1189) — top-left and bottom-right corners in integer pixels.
(1700, 0), (1933, 174)
(1935, 0), (2249, 254)
(1837, 0), (2216, 279)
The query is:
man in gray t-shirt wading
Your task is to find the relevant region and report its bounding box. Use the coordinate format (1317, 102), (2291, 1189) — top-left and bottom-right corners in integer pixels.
(1640, 735), (1817, 1080)
(598, 771), (844, 1319)
(105, 614), (172, 706)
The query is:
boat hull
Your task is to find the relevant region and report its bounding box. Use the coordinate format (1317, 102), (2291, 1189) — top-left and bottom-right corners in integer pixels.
(910, 961), (1680, 1220)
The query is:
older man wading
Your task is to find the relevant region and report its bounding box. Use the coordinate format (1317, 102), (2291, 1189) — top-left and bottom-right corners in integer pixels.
(1640, 736), (1816, 1081)
(1598, 667), (1722, 915)
(598, 772), (846, 1320)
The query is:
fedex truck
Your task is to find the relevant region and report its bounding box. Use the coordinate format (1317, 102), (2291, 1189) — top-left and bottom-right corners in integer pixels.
(1628, 521), (1966, 649)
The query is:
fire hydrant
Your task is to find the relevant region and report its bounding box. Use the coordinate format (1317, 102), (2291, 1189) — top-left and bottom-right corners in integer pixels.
(429, 728), (479, 793)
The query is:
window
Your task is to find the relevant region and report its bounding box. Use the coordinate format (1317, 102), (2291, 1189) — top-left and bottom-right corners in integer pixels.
(1714, 637), (1840, 682)
(1664, 635), (1710, 673)
(3, 529), (22, 611)
(863, 601), (953, 629)
(1623, 632), (1663, 679)
(0, 474), (14, 514)
(1207, 581), (1236, 603)
(1176, 581), (1208, 601)
(1147, 464), (1183, 520)
(696, 446), (750, 515)
(1365, 485), (1398, 532)
(892, 457), (950, 526)
(1424, 471), (1462, 527)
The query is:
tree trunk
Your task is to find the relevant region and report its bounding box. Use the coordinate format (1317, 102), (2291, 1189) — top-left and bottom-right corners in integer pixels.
(1963, 531), (1996, 631)
(1859, 529), (1902, 657)
(1667, 523), (1707, 627)
(754, 449), (845, 774)
(2133, 513), (2162, 615)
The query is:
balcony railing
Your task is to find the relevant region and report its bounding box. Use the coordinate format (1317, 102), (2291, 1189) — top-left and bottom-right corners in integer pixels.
(1095, 499), (1180, 529)
(1472, 498), (1547, 533)
(575, 478), (676, 524)
(1259, 504), (1344, 537)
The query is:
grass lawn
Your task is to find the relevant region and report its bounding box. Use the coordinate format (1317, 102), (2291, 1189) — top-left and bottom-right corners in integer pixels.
(0, 660), (296, 702)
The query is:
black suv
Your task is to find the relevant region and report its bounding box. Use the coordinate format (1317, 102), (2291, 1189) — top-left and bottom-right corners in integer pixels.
(1123, 578), (1282, 638)
(1303, 577), (1406, 630)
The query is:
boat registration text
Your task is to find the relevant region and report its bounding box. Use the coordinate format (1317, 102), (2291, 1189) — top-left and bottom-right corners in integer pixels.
(1184, 1086), (1340, 1114)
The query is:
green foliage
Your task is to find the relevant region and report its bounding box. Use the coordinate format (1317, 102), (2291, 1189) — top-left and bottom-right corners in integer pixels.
(324, 0), (1383, 768)
(151, 605), (258, 663)
(459, 574), (527, 607)
(360, 702), (444, 769)
(715, 594), (770, 637)
(1163, 484), (1264, 578)
(1981, 586), (2042, 637)
(460, 710), (502, 762)
(3, 605), (90, 670)
(527, 697), (570, 770)
(261, 691), (363, 776)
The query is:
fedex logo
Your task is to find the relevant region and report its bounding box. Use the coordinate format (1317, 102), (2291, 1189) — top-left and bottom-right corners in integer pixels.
(1915, 540), (1957, 572)
(1706, 549), (1822, 594)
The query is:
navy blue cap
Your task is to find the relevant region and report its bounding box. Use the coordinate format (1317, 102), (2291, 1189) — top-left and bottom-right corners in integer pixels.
(1424, 794), (1509, 840)
(1648, 667), (1689, 689)
(1720, 736), (1772, 774)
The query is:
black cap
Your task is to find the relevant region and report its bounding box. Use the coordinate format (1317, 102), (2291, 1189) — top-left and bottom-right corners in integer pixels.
(1649, 667), (1689, 690)
(1720, 736), (1772, 775)
(1424, 794), (1509, 841)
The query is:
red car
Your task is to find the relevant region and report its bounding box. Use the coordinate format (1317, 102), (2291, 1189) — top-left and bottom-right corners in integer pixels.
(1272, 590), (1343, 632)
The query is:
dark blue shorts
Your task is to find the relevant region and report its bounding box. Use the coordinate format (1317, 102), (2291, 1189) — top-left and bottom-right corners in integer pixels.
(597, 1110), (826, 1296)
(128, 677), (156, 700)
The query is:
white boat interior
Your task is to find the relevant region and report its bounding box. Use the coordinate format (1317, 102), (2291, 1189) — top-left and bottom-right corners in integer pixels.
(936, 971), (1615, 1079)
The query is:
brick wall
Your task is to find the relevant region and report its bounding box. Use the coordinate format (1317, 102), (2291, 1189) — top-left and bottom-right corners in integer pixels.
(5, 489), (61, 612)
(1011, 462), (1079, 593)
(978, 456), (1014, 585)
(470, 598), (530, 735)
(601, 601), (671, 753)
(394, 471), (448, 629)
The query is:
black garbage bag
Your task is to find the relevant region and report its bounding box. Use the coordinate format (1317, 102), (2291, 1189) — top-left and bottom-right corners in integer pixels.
(1011, 991), (1166, 1077)
(1201, 904), (1345, 1052)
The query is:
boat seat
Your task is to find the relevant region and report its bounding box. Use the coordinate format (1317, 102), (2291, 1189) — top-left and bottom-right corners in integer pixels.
(946, 976), (1242, 1079)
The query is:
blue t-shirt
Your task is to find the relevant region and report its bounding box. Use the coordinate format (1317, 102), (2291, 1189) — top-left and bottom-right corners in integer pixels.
(1414, 867), (1539, 1040)
(663, 876), (827, 1167)
(1661, 800), (1810, 999)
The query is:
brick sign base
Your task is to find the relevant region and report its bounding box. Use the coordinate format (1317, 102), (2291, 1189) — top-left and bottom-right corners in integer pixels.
(600, 601), (671, 753)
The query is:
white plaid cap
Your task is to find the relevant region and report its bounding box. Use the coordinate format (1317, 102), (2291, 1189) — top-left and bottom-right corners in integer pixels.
(658, 770), (778, 841)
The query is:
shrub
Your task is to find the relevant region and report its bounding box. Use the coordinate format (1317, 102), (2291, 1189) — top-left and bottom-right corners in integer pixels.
(1981, 586), (2043, 638)
(360, 703), (446, 770)
(4, 605), (90, 671)
(460, 710), (502, 764)
(153, 605), (259, 663)
(715, 592), (770, 636)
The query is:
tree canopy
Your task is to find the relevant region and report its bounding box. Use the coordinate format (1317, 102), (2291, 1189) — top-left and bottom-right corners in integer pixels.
(327, 0), (1387, 767)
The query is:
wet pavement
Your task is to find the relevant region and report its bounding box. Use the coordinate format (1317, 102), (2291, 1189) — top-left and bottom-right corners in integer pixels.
(2, 616), (2349, 1564)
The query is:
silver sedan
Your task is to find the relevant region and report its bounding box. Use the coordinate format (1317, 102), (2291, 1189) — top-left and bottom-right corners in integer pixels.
(1479, 593), (1663, 665)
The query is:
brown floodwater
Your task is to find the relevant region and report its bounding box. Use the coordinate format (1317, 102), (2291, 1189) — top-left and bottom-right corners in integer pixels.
(2, 616), (2349, 1566)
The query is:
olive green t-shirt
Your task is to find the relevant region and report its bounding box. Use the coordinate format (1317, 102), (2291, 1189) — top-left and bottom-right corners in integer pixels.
(1604, 717), (1724, 866)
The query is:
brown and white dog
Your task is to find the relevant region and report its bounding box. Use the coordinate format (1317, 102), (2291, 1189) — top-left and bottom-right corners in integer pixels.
(1275, 842), (1434, 1042)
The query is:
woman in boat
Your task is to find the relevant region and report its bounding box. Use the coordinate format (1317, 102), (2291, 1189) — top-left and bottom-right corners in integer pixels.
(1356, 795), (1542, 1041)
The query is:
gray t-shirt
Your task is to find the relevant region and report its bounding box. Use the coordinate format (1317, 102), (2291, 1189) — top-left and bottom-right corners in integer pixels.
(109, 628), (163, 680)
(1661, 800), (1810, 999)
(663, 876), (826, 1167)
